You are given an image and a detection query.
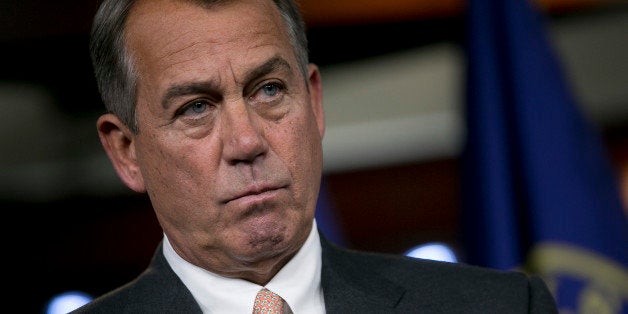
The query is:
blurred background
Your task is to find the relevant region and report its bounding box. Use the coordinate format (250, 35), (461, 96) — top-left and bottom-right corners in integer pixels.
(1, 0), (627, 312)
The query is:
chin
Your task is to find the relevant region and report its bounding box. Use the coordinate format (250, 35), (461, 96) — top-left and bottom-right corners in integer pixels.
(247, 221), (288, 248)
(231, 203), (311, 261)
(235, 222), (299, 262)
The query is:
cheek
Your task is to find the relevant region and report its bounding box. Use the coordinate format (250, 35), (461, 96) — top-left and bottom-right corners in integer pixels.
(138, 137), (224, 231)
(275, 114), (323, 194)
(296, 111), (324, 163)
(136, 134), (217, 198)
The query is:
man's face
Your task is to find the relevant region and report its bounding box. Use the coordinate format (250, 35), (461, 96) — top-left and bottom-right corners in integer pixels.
(121, 0), (324, 278)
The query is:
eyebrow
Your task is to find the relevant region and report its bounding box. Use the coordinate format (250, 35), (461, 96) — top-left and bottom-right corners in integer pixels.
(242, 55), (293, 88)
(160, 56), (293, 109)
(161, 81), (220, 109)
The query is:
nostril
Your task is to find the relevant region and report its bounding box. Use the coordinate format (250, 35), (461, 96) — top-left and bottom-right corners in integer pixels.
(221, 107), (269, 164)
(224, 132), (268, 164)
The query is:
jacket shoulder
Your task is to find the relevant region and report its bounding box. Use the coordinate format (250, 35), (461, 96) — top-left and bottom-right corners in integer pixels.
(321, 238), (558, 313)
(71, 242), (201, 314)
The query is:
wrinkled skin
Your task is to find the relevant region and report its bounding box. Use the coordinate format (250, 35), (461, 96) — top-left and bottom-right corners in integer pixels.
(97, 0), (325, 285)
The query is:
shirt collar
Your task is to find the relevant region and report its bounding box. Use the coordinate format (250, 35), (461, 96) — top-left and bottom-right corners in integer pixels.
(163, 219), (325, 314)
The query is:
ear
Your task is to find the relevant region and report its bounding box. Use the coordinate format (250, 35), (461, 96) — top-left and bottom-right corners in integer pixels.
(96, 113), (146, 193)
(307, 64), (325, 139)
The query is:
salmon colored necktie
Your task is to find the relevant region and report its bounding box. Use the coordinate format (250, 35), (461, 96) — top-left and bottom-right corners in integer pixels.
(252, 288), (285, 314)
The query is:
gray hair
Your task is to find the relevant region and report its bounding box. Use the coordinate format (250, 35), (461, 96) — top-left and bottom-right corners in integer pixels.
(89, 0), (309, 133)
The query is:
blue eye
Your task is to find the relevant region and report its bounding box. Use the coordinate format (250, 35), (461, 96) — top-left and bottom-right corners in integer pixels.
(190, 101), (207, 113)
(181, 100), (209, 116)
(261, 83), (279, 96)
(249, 82), (285, 108)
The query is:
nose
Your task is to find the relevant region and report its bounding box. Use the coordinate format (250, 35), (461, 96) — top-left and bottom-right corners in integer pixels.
(221, 102), (268, 165)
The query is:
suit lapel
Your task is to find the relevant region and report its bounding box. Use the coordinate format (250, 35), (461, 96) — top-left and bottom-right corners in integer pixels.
(319, 233), (407, 313)
(135, 242), (204, 313)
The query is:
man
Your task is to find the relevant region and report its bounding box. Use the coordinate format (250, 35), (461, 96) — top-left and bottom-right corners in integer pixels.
(74, 0), (559, 312)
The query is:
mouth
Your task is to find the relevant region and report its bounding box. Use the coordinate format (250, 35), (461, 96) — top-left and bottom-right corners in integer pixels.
(224, 184), (286, 205)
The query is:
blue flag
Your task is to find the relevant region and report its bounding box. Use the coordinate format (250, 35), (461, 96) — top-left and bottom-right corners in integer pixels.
(315, 178), (347, 246)
(461, 0), (628, 312)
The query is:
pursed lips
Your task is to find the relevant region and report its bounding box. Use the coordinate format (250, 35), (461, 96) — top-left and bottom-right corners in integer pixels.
(224, 184), (286, 205)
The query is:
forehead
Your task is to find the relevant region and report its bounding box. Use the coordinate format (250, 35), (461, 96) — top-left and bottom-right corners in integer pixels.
(126, 0), (282, 30)
(124, 0), (290, 74)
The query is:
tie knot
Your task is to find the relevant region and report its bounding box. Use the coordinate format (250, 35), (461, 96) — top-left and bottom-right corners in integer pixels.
(253, 288), (285, 314)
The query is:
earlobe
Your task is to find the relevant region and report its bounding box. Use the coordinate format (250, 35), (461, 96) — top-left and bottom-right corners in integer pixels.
(96, 114), (146, 193)
(307, 64), (325, 138)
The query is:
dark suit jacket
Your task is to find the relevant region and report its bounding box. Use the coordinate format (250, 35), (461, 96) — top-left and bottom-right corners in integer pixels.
(73, 234), (558, 313)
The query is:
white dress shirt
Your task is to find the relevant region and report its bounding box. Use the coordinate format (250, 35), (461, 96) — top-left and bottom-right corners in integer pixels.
(163, 219), (326, 314)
